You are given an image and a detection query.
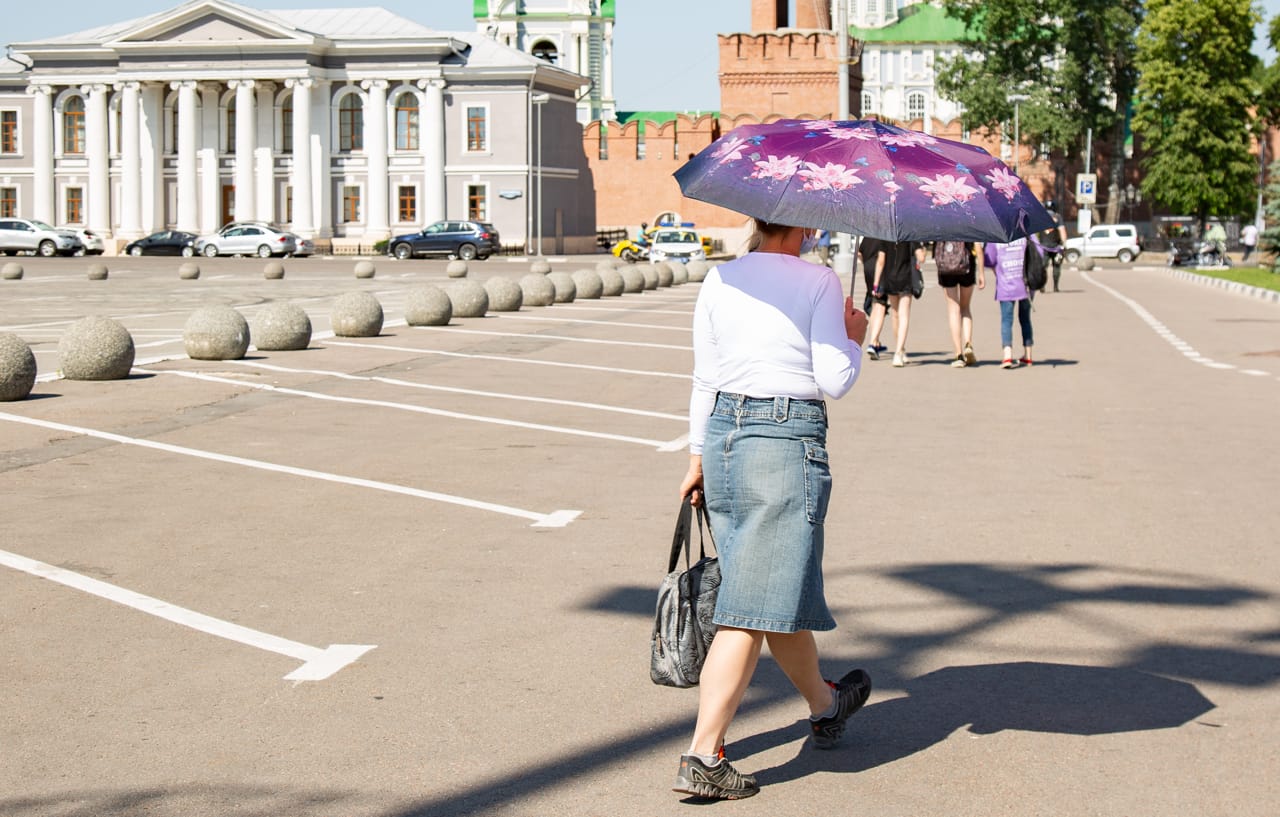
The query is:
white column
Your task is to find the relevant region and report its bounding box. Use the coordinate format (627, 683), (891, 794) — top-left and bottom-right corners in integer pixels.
(172, 80), (199, 233)
(84, 84), (110, 235)
(28, 85), (54, 224)
(230, 79), (256, 222)
(255, 81), (276, 222)
(199, 83), (220, 234)
(117, 82), (142, 237)
(313, 81), (332, 237)
(418, 77), (446, 225)
(140, 83), (163, 231)
(286, 78), (314, 237)
(361, 79), (389, 236)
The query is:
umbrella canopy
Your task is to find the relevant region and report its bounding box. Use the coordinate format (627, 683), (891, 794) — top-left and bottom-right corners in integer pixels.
(674, 118), (1055, 243)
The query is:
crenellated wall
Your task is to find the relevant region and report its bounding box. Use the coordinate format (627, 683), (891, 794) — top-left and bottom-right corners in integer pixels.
(718, 32), (849, 119)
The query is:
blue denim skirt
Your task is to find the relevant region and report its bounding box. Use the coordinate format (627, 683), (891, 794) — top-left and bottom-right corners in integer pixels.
(702, 392), (836, 633)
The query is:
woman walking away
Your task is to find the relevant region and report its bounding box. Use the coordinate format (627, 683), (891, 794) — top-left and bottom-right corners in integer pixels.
(866, 240), (924, 367)
(983, 237), (1042, 367)
(933, 240), (983, 367)
(675, 219), (873, 800)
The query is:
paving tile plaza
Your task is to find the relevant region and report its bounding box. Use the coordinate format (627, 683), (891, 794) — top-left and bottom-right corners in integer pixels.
(1, 254), (1277, 816)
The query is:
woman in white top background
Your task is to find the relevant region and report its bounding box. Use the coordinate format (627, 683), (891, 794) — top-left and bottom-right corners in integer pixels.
(673, 220), (873, 800)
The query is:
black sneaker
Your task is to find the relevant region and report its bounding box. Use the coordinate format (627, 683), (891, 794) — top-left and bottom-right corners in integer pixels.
(810, 668), (872, 749)
(673, 753), (760, 800)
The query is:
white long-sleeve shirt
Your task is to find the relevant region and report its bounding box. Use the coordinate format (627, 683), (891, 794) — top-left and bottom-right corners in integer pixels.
(688, 252), (862, 454)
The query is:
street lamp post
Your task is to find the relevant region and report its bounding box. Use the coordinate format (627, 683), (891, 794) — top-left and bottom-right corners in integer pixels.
(832, 4), (865, 280)
(1009, 94), (1029, 175)
(531, 92), (550, 258)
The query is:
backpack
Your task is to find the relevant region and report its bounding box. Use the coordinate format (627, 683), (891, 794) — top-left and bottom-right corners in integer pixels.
(935, 240), (969, 276)
(1023, 240), (1047, 293)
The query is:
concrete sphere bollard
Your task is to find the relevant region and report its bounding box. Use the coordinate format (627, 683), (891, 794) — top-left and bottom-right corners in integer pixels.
(446, 280), (489, 318)
(667, 261), (689, 285)
(686, 260), (710, 283)
(251, 302), (312, 351)
(0, 333), (37, 401)
(446, 260), (469, 278)
(653, 262), (674, 287)
(59, 316), (136, 380)
(547, 271), (578, 303)
(571, 268), (604, 299)
(530, 259), (552, 275)
(640, 266), (659, 290)
(1078, 256), (1096, 271)
(484, 276), (524, 312)
(183, 305), (250, 361)
(178, 262), (200, 280)
(263, 261), (285, 280)
(598, 267), (625, 296)
(331, 291), (384, 337)
(87, 263), (109, 281)
(520, 273), (556, 307)
(595, 258), (620, 274)
(405, 285), (453, 326)
(620, 266), (646, 293)
(2, 262), (24, 280)
(354, 260), (377, 279)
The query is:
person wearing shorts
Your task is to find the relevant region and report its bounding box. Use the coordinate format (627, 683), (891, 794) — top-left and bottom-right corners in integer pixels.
(933, 241), (982, 367)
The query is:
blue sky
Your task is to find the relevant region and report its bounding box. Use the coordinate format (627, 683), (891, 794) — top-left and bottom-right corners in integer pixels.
(3, 0), (1278, 112)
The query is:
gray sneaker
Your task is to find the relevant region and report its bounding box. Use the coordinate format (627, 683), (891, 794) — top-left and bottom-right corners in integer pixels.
(810, 668), (872, 749)
(673, 753), (760, 800)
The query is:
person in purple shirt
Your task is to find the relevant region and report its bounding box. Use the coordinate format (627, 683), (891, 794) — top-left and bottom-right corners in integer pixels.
(983, 237), (1044, 367)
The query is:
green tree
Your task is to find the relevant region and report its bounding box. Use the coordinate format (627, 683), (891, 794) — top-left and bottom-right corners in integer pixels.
(1257, 159), (1280, 268)
(1132, 0), (1260, 228)
(937, 0), (1142, 221)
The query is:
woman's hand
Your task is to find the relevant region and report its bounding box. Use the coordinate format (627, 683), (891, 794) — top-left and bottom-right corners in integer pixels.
(844, 296), (868, 346)
(680, 455), (704, 506)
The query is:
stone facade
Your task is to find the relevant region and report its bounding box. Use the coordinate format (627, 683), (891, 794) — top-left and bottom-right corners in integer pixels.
(0, 0), (597, 254)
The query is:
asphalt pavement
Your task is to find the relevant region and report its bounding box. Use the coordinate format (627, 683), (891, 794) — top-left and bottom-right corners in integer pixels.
(0, 253), (1276, 816)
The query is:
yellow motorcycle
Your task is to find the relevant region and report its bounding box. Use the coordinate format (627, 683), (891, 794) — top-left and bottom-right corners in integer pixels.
(610, 237), (649, 264)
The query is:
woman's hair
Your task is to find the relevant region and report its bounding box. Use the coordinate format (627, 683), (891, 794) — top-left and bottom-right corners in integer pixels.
(746, 219), (793, 253)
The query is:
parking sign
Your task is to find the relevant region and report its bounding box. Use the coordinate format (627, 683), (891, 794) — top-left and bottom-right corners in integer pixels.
(1076, 173), (1097, 205)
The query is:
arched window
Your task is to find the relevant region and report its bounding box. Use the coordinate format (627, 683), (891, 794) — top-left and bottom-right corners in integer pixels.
(280, 94), (293, 154)
(338, 93), (363, 152)
(226, 97), (236, 152)
(63, 96), (86, 154)
(531, 40), (558, 64)
(906, 91), (926, 121)
(395, 92), (419, 151)
(860, 92), (874, 117)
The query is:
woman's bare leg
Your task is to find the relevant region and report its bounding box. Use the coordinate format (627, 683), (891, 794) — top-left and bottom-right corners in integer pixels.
(764, 630), (833, 715)
(958, 284), (975, 348)
(689, 627), (764, 756)
(893, 294), (912, 356)
(866, 300), (888, 350)
(943, 285), (963, 357)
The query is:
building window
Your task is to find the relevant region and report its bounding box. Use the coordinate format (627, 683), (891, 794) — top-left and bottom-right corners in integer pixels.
(398, 185), (416, 222)
(339, 94), (363, 152)
(65, 186), (84, 224)
(63, 97), (86, 154)
(395, 93), (419, 151)
(0, 187), (16, 218)
(226, 97), (236, 152)
(466, 106), (487, 152)
(598, 124), (608, 160)
(860, 92), (874, 117)
(342, 185), (361, 222)
(906, 92), (926, 121)
(281, 96), (293, 154)
(283, 185), (293, 223)
(467, 184), (487, 221)
(1, 111), (18, 154)
(531, 40), (559, 64)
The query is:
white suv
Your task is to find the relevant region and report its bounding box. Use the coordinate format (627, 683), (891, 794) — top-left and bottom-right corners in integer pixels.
(0, 218), (84, 257)
(1064, 223), (1142, 263)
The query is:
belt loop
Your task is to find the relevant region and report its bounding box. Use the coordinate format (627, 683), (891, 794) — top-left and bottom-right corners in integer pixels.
(774, 396), (789, 422)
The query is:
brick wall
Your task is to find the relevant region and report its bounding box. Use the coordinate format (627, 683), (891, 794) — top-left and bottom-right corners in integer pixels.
(718, 32), (847, 118)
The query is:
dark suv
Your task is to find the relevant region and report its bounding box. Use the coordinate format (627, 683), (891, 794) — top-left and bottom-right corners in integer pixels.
(388, 221), (499, 261)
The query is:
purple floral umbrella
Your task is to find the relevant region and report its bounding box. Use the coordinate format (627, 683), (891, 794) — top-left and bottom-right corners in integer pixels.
(674, 118), (1055, 243)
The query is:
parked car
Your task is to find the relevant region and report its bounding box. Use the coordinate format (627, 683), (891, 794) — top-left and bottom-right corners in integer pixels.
(286, 234), (314, 257)
(124, 230), (198, 257)
(647, 228), (706, 263)
(0, 218), (83, 257)
(1064, 223), (1142, 263)
(196, 223), (297, 258)
(388, 220), (499, 261)
(70, 228), (105, 256)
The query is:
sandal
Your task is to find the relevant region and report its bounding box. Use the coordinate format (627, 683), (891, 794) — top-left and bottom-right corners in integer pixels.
(1020, 357), (1033, 366)
(963, 343), (977, 366)
(1001, 358), (1018, 369)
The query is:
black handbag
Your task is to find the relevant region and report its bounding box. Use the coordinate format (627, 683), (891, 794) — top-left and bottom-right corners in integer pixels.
(649, 497), (721, 688)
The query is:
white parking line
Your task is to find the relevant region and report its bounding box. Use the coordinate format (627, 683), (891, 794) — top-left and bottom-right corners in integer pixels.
(143, 368), (685, 450)
(227, 359), (687, 421)
(0, 411), (581, 527)
(0, 548), (375, 682)
(557, 303), (695, 316)
(408, 325), (692, 351)
(492, 313), (692, 332)
(323, 339), (692, 380)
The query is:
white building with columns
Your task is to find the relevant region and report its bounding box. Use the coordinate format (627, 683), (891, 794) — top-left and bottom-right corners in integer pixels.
(0, 0), (597, 254)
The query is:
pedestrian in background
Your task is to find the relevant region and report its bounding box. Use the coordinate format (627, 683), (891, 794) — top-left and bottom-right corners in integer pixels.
(675, 219), (873, 800)
(932, 240), (982, 367)
(984, 238), (1042, 368)
(1039, 201), (1069, 292)
(866, 240), (925, 367)
(1241, 222), (1258, 263)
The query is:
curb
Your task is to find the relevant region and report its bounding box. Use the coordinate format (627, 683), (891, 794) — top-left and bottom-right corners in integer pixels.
(1159, 266), (1280, 304)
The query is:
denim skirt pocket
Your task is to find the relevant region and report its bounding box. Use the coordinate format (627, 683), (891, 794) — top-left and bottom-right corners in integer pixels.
(803, 439), (832, 524)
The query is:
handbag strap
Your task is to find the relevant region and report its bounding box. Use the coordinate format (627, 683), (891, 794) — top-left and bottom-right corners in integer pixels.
(667, 496), (694, 573)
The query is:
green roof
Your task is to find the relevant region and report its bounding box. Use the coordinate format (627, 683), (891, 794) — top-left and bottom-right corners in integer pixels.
(851, 3), (975, 43)
(615, 110), (719, 130)
(475, 1), (615, 20)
